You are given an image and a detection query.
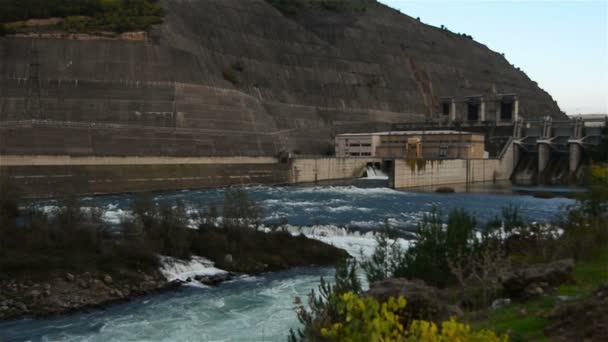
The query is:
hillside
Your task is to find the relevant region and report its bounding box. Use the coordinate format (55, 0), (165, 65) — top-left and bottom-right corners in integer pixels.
(0, 0), (565, 157)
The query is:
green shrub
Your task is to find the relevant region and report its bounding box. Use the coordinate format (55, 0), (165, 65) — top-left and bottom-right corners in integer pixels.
(0, 0), (164, 33)
(363, 208), (483, 288)
(265, 0), (306, 16)
(0, 178), (20, 240)
(289, 260), (362, 341)
(222, 188), (262, 227)
(361, 220), (405, 283)
(557, 167), (608, 261)
(124, 190), (346, 273)
(590, 127), (608, 162)
(1, 186), (347, 279)
(63, 16), (88, 32)
(222, 68), (239, 85)
(231, 60), (244, 72)
(266, 0), (370, 16)
(0, 193), (160, 279)
(290, 286), (507, 341)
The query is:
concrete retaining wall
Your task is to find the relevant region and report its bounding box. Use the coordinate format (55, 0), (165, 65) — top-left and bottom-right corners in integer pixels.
(0, 155), (287, 197)
(289, 157), (382, 184)
(391, 141), (515, 189)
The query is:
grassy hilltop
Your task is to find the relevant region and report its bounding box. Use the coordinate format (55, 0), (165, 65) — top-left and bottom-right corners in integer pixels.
(0, 0), (164, 35)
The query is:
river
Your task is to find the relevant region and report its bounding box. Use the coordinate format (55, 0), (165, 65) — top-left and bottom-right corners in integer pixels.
(0, 183), (576, 341)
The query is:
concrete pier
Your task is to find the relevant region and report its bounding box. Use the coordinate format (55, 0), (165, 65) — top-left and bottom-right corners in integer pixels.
(538, 143), (551, 174)
(568, 143), (582, 173)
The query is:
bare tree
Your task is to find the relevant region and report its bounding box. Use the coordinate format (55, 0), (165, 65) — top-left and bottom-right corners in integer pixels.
(448, 241), (511, 309)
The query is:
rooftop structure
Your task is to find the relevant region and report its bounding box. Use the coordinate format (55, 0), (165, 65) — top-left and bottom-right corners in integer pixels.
(335, 130), (486, 159)
(439, 94), (519, 125)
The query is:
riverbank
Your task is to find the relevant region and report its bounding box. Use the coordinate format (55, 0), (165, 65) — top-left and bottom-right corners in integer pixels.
(0, 238), (348, 322)
(0, 270), (173, 320)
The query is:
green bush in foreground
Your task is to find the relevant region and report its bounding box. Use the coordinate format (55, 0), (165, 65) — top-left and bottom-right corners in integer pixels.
(322, 292), (508, 341)
(362, 208), (484, 288)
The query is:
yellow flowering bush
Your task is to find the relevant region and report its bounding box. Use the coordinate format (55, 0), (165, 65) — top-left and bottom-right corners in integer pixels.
(591, 164), (608, 182)
(407, 318), (508, 342)
(320, 292), (407, 342)
(319, 292), (507, 342)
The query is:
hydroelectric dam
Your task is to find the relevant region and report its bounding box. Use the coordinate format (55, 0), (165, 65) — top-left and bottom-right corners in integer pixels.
(1, 115), (605, 197)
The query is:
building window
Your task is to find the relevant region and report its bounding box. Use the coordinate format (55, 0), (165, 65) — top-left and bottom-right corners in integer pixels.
(467, 103), (479, 121)
(500, 101), (513, 121)
(350, 152), (360, 156)
(442, 103), (450, 116)
(439, 146), (448, 158)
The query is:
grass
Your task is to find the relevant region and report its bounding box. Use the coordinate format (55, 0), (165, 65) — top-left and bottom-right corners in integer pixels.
(558, 246), (608, 296)
(469, 246), (608, 341)
(472, 297), (554, 342)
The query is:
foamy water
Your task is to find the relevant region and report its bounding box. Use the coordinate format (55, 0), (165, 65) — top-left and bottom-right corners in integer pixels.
(34, 184), (574, 232)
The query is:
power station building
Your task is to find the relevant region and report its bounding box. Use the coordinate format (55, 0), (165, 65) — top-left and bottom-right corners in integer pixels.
(335, 131), (486, 159)
(439, 94), (519, 124)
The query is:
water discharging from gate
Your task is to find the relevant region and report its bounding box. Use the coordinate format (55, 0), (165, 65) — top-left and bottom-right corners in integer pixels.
(363, 165), (389, 180)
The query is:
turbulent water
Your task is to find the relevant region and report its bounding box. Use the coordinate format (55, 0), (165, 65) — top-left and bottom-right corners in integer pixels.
(1, 184), (575, 341)
(0, 268), (333, 342)
(36, 182), (574, 231)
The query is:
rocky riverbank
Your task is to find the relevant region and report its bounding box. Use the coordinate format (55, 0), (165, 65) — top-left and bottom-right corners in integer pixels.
(0, 270), (174, 321)
(0, 249), (345, 321)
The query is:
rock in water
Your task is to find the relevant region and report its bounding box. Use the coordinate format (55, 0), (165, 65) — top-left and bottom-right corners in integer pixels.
(194, 273), (235, 287)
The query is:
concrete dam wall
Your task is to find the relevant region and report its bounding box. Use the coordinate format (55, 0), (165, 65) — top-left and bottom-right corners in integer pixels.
(288, 157), (383, 184)
(391, 140), (516, 189)
(0, 155), (288, 197)
(0, 155), (381, 197)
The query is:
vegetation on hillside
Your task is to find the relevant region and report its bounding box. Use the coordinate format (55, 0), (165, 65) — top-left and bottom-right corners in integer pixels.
(0, 184), (347, 281)
(266, 0), (371, 16)
(0, 0), (164, 33)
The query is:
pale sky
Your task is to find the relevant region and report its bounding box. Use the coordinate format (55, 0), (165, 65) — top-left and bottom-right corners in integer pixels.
(379, 0), (608, 115)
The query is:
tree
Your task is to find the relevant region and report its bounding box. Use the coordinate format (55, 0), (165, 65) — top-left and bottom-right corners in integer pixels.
(222, 189), (263, 228)
(289, 260), (361, 342)
(361, 219), (403, 283)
